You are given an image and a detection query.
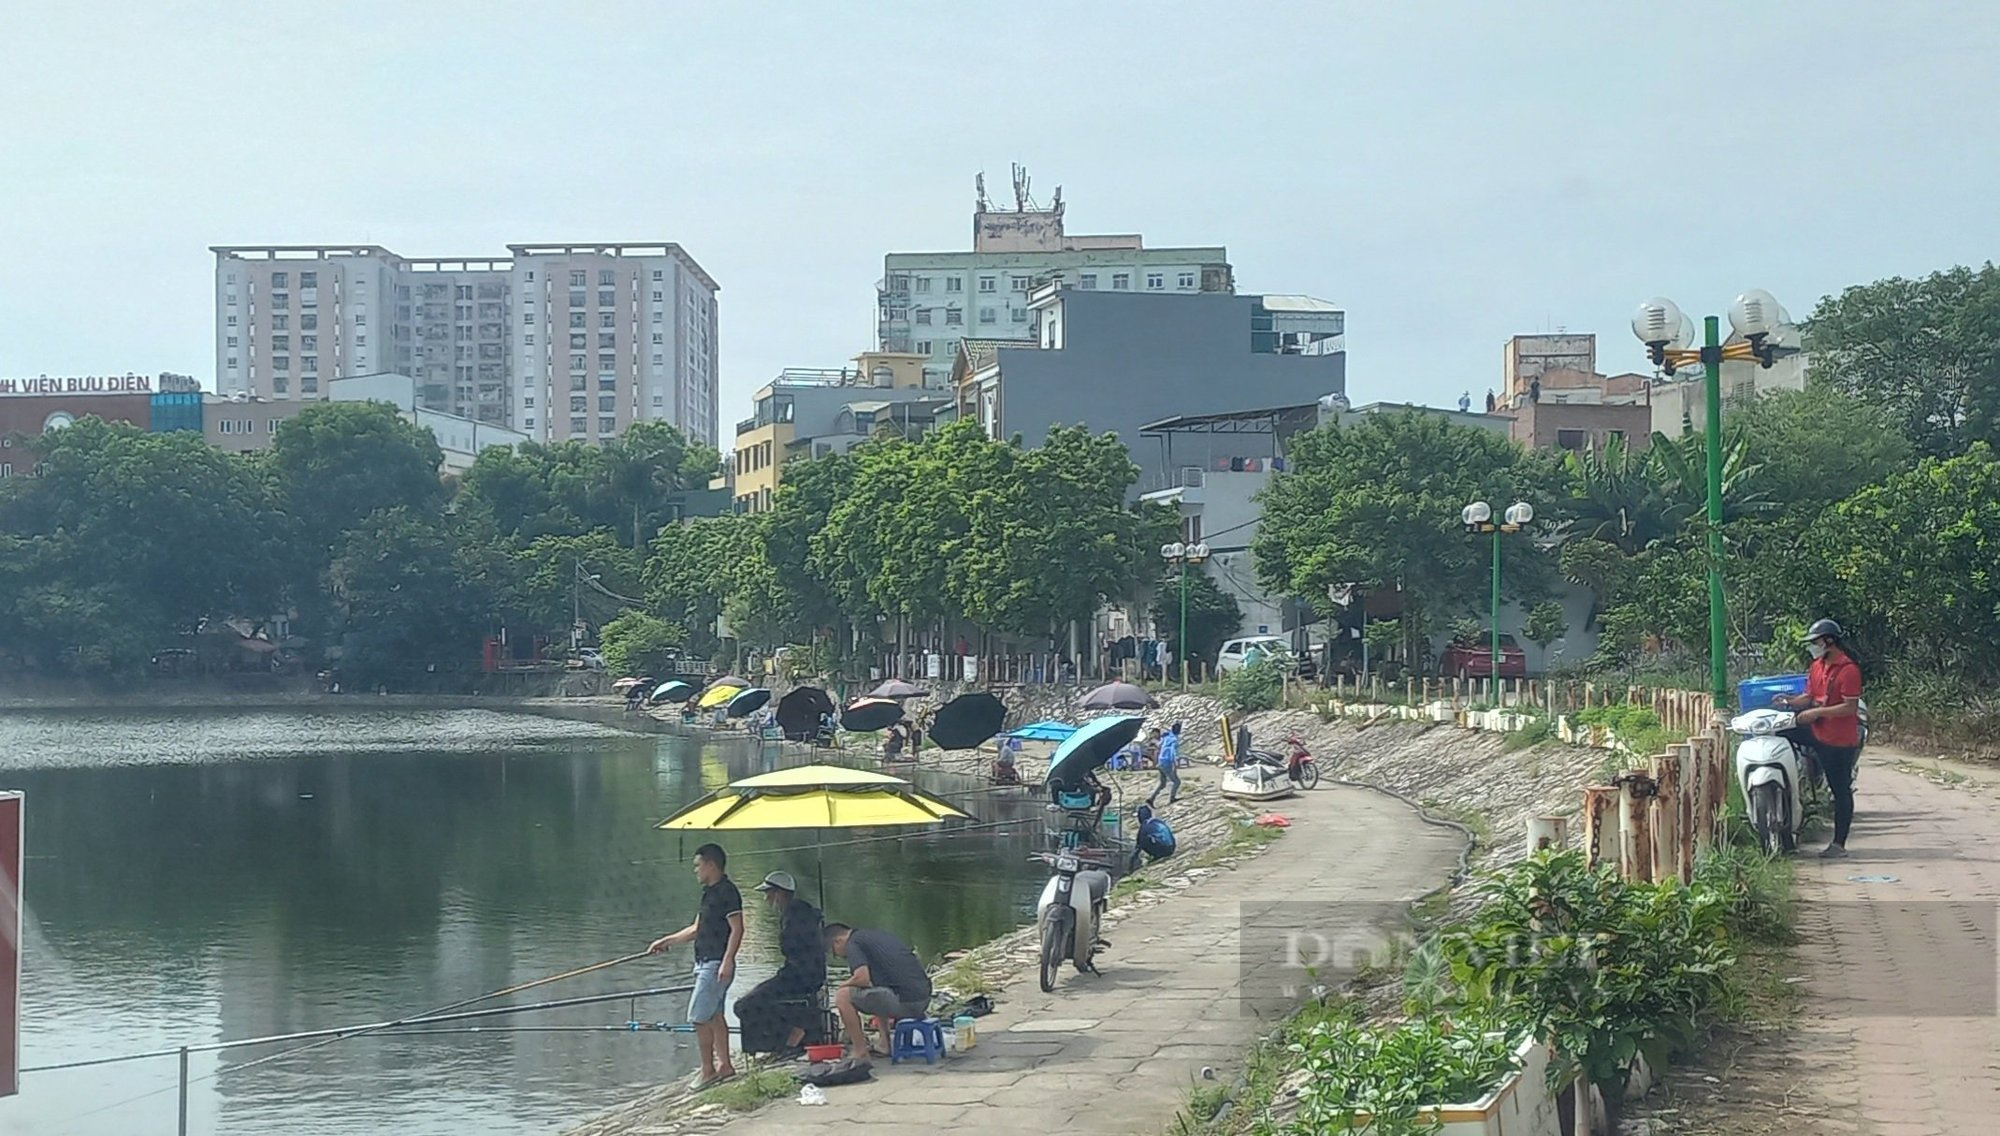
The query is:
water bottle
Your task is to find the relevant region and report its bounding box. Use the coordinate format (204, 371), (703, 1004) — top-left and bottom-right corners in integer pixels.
(954, 1014), (977, 1050)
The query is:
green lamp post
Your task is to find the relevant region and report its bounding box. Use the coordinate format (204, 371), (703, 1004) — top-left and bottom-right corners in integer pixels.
(1462, 500), (1534, 691)
(1631, 290), (1795, 710)
(1161, 540), (1211, 688)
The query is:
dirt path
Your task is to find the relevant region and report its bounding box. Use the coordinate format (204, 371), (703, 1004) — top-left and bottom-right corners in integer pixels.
(1654, 746), (2000, 1134)
(566, 772), (1465, 1136)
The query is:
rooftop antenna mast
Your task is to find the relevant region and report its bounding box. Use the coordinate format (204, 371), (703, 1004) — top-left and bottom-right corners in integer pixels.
(1011, 163), (1038, 212)
(975, 172), (989, 212)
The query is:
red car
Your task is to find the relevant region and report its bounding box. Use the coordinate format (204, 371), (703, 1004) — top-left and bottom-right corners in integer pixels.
(1439, 634), (1527, 679)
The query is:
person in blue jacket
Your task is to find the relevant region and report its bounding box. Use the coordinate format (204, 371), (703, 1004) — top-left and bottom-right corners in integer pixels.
(1147, 721), (1183, 807)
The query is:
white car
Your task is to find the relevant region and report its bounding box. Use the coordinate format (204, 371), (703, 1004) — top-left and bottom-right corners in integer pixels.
(1215, 635), (1294, 676)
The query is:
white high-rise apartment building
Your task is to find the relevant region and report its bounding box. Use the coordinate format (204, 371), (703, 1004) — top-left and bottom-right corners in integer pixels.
(879, 169), (1233, 386)
(212, 242), (720, 446)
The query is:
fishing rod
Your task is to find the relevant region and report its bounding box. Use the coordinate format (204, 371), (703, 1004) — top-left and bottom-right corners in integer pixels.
(50, 952), (671, 1127)
(22, 982), (695, 1074)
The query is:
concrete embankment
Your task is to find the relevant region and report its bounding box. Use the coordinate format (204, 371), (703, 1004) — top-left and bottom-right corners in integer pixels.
(562, 692), (1605, 1136)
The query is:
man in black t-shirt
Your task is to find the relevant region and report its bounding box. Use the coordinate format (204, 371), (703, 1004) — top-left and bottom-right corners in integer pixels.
(648, 843), (744, 1086)
(825, 922), (932, 1062)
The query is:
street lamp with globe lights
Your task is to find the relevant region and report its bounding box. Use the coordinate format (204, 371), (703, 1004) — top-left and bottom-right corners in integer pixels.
(1161, 540), (1211, 688)
(1630, 292), (1802, 709)
(1462, 501), (1534, 690)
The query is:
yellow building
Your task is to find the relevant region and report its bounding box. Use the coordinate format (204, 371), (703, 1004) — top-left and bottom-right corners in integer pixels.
(730, 352), (944, 512)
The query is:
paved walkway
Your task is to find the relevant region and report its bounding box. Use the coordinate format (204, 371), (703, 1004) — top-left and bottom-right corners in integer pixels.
(633, 782), (1462, 1136)
(1785, 749), (2000, 1134)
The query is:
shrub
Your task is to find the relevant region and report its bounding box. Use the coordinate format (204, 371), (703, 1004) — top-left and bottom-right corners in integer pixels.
(1221, 656), (1284, 713)
(1574, 703), (1676, 757)
(1436, 850), (1733, 1108)
(599, 611), (685, 676)
(1286, 1010), (1522, 1135)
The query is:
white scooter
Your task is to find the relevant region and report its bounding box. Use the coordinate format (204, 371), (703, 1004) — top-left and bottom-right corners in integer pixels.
(1033, 849), (1111, 991)
(1730, 708), (1805, 854)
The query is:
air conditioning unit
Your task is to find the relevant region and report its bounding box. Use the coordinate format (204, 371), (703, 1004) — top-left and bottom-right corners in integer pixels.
(1180, 466), (1205, 487)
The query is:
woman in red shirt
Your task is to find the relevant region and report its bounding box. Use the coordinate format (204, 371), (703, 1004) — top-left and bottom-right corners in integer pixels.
(1776, 619), (1865, 857)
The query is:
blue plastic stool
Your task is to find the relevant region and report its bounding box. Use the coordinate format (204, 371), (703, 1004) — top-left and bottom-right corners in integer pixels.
(890, 1018), (945, 1065)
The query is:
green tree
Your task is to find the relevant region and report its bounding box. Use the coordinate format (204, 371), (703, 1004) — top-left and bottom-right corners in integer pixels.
(600, 611), (686, 676)
(1729, 386), (1915, 518)
(1254, 411), (1562, 661)
(1524, 600), (1569, 652)
(1805, 263), (2000, 457)
(0, 419), (284, 672)
(1813, 443), (2000, 672)
(328, 507), (493, 682)
(643, 515), (758, 658)
(272, 403), (444, 556)
(1150, 567), (1244, 671)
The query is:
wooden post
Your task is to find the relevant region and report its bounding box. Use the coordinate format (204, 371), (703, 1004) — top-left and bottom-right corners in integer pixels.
(1582, 787), (1618, 870)
(1527, 816), (1570, 856)
(1708, 728), (1730, 845)
(1619, 773), (1653, 883)
(1652, 752), (1684, 884)
(1668, 743), (1696, 880)
(1686, 737), (1711, 856)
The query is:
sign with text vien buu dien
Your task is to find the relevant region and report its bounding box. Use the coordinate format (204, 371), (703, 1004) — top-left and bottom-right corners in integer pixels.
(0, 790), (20, 1098)
(0, 374), (156, 396)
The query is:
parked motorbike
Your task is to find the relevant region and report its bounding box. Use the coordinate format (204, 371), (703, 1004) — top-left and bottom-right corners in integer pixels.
(1730, 708), (1805, 854)
(1032, 847), (1112, 992)
(1237, 736), (1322, 790)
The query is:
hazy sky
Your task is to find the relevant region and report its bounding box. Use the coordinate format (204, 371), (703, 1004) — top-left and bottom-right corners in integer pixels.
(4, 2), (1996, 431)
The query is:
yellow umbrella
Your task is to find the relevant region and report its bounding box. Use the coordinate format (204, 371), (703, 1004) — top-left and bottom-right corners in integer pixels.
(697, 683), (747, 709)
(656, 763), (974, 905)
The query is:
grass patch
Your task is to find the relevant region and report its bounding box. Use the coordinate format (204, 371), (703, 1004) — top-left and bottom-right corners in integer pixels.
(934, 954), (994, 998)
(1418, 798), (1492, 845)
(699, 1068), (796, 1111)
(1502, 716), (1557, 752)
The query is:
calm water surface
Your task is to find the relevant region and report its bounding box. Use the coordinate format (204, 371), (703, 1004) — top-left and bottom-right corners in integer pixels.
(0, 708), (1044, 1135)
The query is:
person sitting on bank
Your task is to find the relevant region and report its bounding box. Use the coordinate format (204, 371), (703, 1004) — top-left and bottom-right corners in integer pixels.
(824, 922), (932, 1062)
(732, 871), (825, 1059)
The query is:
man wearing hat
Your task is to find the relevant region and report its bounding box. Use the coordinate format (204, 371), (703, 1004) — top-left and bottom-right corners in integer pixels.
(732, 870), (826, 1058)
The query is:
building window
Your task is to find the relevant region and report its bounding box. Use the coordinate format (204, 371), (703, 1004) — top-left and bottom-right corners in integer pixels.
(651, 332), (664, 344)
(272, 335), (289, 351)
(524, 395), (535, 407)
(571, 354), (586, 372)
(227, 356), (238, 368)
(570, 271), (586, 286)
(598, 289), (615, 307)
(1113, 273), (1130, 290)
(1012, 308), (1029, 324)
(978, 276), (996, 293)
(945, 308), (963, 326)
(914, 277), (930, 293)
(571, 416), (587, 433)
(598, 332), (616, 348)
(599, 395), (616, 412)
(301, 314), (317, 330)
(1009, 276), (1030, 292)
(1557, 429), (1588, 451)
(599, 415), (616, 434)
(1177, 272), (1196, 289)
(272, 294), (289, 310)
(946, 277), (962, 293)
(599, 311), (615, 329)
(226, 315), (238, 326)
(1080, 273), (1097, 290)
(272, 378), (288, 395)
(915, 308), (932, 325)
(1146, 273), (1164, 290)
(652, 393), (664, 407)
(303, 355), (317, 373)
(652, 270), (663, 281)
(226, 336), (239, 348)
(523, 313), (535, 326)
(271, 271), (289, 288)
(569, 312), (585, 329)
(979, 308), (997, 324)
(525, 334), (535, 345)
(302, 378), (318, 394)
(355, 313), (367, 326)
(570, 396), (587, 412)
(302, 335), (317, 351)
(570, 334), (586, 349)
(273, 355), (290, 371)
(652, 311), (664, 324)
(651, 290), (664, 301)
(915, 340), (932, 355)
(355, 335), (367, 347)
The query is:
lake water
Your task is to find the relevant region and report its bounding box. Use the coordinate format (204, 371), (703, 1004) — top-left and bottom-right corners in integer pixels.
(0, 707), (1045, 1135)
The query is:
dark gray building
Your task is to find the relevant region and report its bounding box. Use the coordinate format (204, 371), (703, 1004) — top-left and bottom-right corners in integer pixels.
(952, 287), (1345, 493)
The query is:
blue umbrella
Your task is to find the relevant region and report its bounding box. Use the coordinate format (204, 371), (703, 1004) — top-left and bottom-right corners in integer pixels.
(1006, 720), (1079, 743)
(727, 688), (773, 718)
(650, 680), (696, 704)
(1045, 715), (1145, 789)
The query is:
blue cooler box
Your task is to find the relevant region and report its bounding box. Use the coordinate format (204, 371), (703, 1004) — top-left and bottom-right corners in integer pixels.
(1738, 673), (1807, 711)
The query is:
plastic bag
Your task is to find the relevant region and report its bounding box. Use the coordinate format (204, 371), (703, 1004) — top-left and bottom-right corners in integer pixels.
(799, 1085), (827, 1106)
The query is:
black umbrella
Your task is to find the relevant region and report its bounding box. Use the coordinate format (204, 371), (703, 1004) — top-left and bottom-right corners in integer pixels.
(869, 679), (930, 699)
(927, 692), (1007, 751)
(1079, 681), (1158, 711)
(775, 687), (837, 741)
(841, 697), (905, 733)
(726, 688), (773, 718)
(1045, 715), (1146, 789)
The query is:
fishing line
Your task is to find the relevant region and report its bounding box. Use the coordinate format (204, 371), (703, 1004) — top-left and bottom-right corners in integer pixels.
(49, 952), (669, 1126)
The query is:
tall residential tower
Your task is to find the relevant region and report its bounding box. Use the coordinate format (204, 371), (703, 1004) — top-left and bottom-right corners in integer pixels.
(212, 242), (720, 446)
